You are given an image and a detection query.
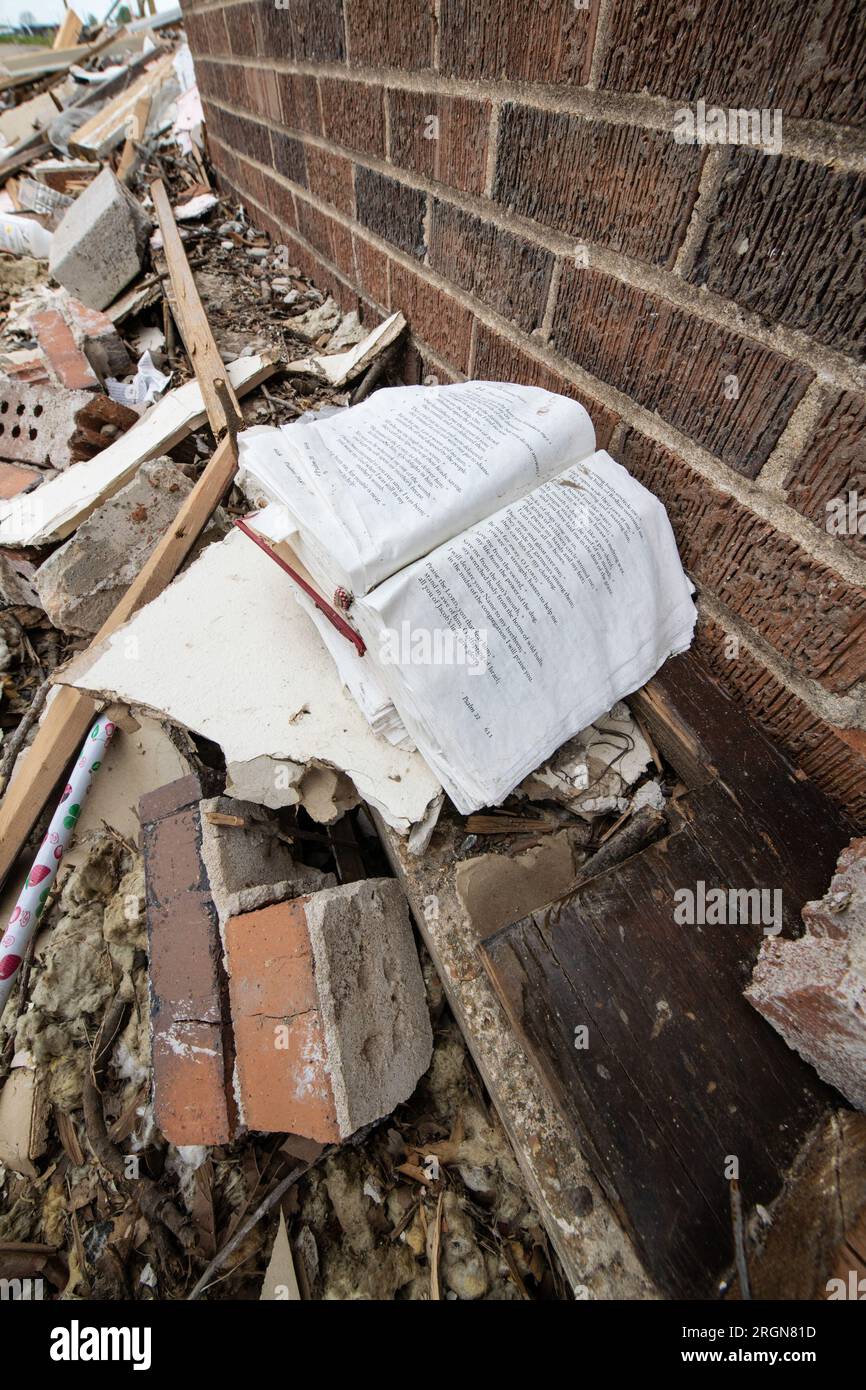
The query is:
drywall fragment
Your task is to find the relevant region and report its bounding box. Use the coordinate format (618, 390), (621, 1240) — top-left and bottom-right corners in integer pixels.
(0, 355), (273, 545)
(199, 793), (332, 926)
(226, 879), (432, 1139)
(288, 295), (341, 342)
(519, 701), (653, 819)
(747, 838), (866, 1111)
(142, 772), (236, 1147)
(456, 832), (581, 937)
(59, 529), (443, 835)
(33, 456), (196, 635)
(284, 311), (405, 388)
(49, 168), (152, 311)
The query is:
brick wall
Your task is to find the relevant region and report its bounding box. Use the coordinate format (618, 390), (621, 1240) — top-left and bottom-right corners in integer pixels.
(180, 0), (866, 828)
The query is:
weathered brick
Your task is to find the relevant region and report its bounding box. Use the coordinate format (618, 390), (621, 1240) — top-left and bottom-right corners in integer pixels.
(472, 320), (619, 448)
(599, 0), (866, 127)
(270, 128), (307, 186)
(320, 78), (385, 157)
(388, 90), (490, 196)
(306, 145), (355, 216)
(261, 170), (297, 229)
(225, 1), (257, 57)
(439, 0), (599, 85)
(276, 72), (321, 135)
(389, 259), (473, 372)
(429, 200), (553, 332)
(203, 5), (230, 55)
(688, 150), (866, 361)
(296, 198), (339, 262)
(142, 774), (236, 1147)
(245, 65), (282, 124)
(286, 0), (345, 62)
(353, 233), (389, 304)
(784, 390), (866, 556)
(493, 106), (703, 267)
(31, 309), (99, 392)
(355, 167), (426, 257)
(617, 428), (866, 694)
(551, 268), (812, 473)
(345, 0), (434, 68)
(693, 615), (866, 829)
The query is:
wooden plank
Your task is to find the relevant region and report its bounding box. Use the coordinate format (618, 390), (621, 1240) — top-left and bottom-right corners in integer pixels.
(68, 50), (174, 161)
(150, 179), (243, 438)
(53, 10), (83, 50)
(0, 194), (259, 887)
(479, 650), (850, 1297)
(117, 91), (150, 183)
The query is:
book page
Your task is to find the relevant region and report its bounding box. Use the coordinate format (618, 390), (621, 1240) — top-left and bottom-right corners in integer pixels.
(352, 450), (697, 812)
(237, 381), (595, 596)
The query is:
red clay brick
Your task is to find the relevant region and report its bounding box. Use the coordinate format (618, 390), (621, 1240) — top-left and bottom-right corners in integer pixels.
(389, 259), (473, 373)
(345, 0), (434, 68)
(0, 461), (41, 500)
(226, 899), (341, 1141)
(439, 0), (600, 85)
(784, 390), (866, 557)
(617, 428), (866, 695)
(30, 309), (98, 392)
(472, 320), (619, 449)
(552, 268), (812, 474)
(388, 90), (490, 196)
(493, 106), (703, 268)
(429, 199), (553, 333)
(688, 150), (866, 362)
(355, 167), (427, 258)
(142, 775), (236, 1146)
(320, 78), (385, 158)
(598, 0), (866, 127)
(306, 145), (355, 217)
(694, 615), (866, 829)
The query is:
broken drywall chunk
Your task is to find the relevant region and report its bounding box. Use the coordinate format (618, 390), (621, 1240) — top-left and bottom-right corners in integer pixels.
(59, 528), (443, 835)
(747, 837), (866, 1111)
(284, 311), (405, 388)
(199, 794), (332, 925)
(455, 832), (580, 937)
(142, 772), (236, 1147)
(48, 168), (151, 311)
(518, 701), (653, 819)
(226, 878), (432, 1140)
(33, 456), (196, 636)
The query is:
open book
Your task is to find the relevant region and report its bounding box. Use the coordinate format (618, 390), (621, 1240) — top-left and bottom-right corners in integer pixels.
(237, 381), (697, 813)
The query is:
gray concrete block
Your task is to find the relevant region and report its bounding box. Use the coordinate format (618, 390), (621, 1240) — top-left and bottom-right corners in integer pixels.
(49, 168), (151, 311)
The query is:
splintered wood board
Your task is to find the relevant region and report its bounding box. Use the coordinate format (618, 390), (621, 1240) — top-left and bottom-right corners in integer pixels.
(479, 650), (850, 1298)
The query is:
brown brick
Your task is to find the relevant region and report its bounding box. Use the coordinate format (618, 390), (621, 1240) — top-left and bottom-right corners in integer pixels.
(296, 198), (339, 262)
(552, 268), (812, 473)
(389, 259), (473, 372)
(142, 778), (236, 1146)
(226, 900), (341, 1141)
(345, 0), (434, 67)
(306, 145), (355, 216)
(355, 167), (426, 257)
(784, 390), (866, 556)
(270, 128), (307, 186)
(617, 428), (866, 694)
(276, 72), (321, 135)
(493, 106), (703, 268)
(225, 2), (257, 57)
(245, 65), (282, 124)
(350, 234), (386, 304)
(261, 170), (297, 230)
(388, 90), (490, 196)
(429, 200), (553, 333)
(439, 0), (599, 85)
(330, 220), (355, 280)
(693, 615), (866, 829)
(472, 321), (619, 448)
(203, 6), (230, 55)
(320, 78), (385, 157)
(688, 150), (866, 361)
(598, 0), (866, 127)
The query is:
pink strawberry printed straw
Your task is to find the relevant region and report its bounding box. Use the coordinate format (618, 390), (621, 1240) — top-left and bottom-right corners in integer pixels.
(0, 713), (116, 1017)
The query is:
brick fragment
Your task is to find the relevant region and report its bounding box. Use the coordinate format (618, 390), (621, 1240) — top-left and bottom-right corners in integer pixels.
(747, 838), (866, 1111)
(0, 461), (41, 500)
(552, 268), (811, 473)
(226, 880), (433, 1139)
(30, 310), (99, 392)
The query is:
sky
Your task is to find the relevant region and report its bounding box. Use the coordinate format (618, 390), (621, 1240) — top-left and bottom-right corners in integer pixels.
(0, 0), (177, 26)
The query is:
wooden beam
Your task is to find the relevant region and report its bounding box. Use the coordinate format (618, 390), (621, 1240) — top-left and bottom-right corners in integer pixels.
(53, 9), (83, 50)
(0, 193), (265, 887)
(69, 50), (174, 161)
(117, 90), (151, 183)
(150, 178), (243, 438)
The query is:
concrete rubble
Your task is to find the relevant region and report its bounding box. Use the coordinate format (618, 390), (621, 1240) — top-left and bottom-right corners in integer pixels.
(747, 838), (866, 1111)
(48, 169), (152, 312)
